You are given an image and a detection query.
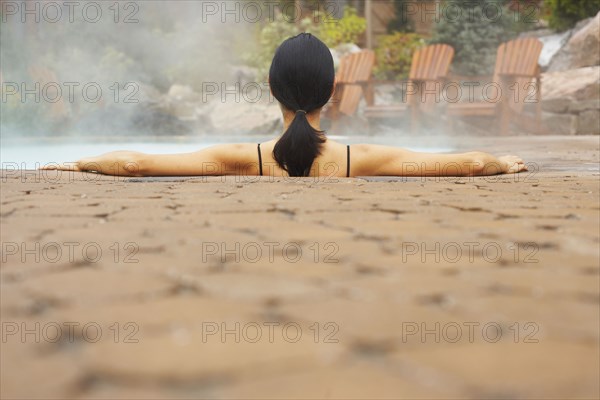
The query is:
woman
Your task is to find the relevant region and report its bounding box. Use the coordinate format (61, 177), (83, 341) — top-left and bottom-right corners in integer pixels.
(42, 33), (526, 178)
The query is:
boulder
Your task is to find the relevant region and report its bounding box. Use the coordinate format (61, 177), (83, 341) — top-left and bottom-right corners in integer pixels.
(138, 82), (284, 135)
(548, 12), (600, 72)
(207, 87), (282, 135)
(569, 99), (600, 113)
(157, 84), (203, 121)
(542, 66), (600, 102)
(578, 110), (600, 135)
(566, 11), (600, 69)
(541, 98), (570, 114)
(541, 66), (600, 135)
(542, 112), (578, 135)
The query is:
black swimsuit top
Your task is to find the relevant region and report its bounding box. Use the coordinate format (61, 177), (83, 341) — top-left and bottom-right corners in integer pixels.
(257, 144), (350, 178)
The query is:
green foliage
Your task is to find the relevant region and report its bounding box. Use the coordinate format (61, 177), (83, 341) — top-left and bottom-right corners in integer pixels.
(429, 0), (519, 76)
(318, 6), (367, 47)
(243, 6), (366, 80)
(545, 0), (600, 31)
(374, 32), (425, 80)
(242, 12), (310, 81)
(387, 0), (416, 32)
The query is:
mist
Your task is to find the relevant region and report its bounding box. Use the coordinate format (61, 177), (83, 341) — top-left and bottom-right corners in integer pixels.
(0, 0), (262, 139)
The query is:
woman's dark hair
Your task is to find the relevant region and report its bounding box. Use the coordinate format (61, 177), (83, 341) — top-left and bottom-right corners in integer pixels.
(269, 33), (335, 177)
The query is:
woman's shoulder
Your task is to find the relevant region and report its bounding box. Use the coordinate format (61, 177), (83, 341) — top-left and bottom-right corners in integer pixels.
(342, 143), (398, 176)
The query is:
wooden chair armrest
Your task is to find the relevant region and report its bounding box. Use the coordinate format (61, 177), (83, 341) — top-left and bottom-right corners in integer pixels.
(497, 72), (539, 79)
(364, 79), (410, 86)
(446, 73), (494, 82)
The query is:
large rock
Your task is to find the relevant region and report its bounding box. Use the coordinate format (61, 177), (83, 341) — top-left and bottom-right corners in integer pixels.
(543, 66), (600, 103)
(578, 110), (600, 135)
(139, 83), (283, 135)
(542, 112), (578, 135)
(156, 84), (204, 121)
(541, 66), (600, 135)
(207, 86), (282, 135)
(548, 12), (600, 72)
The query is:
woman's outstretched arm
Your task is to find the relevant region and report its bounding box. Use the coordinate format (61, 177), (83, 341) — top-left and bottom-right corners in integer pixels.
(351, 144), (527, 177)
(39, 144), (259, 177)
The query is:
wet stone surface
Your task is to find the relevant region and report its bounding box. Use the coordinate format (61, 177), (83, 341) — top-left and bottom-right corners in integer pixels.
(1, 136), (599, 399)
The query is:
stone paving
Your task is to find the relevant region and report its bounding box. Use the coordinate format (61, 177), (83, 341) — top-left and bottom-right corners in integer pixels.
(1, 136), (599, 399)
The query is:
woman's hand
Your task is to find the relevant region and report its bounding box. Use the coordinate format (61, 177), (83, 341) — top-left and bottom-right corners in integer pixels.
(39, 151), (145, 176)
(498, 155), (528, 174)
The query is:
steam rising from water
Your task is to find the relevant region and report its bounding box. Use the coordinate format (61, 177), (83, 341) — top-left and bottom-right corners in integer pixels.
(1, 1), (255, 139)
(1, 0), (462, 157)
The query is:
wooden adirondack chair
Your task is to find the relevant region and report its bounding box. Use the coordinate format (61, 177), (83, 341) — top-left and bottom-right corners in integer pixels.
(324, 50), (376, 129)
(363, 44), (455, 133)
(446, 38), (543, 135)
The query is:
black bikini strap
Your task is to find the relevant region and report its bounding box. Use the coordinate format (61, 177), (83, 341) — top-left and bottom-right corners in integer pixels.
(257, 143), (263, 176)
(346, 145), (350, 178)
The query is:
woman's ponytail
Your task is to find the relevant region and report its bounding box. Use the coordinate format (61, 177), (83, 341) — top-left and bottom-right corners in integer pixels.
(273, 111), (326, 176)
(268, 33), (335, 177)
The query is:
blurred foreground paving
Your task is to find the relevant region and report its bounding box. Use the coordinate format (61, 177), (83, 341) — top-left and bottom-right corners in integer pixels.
(1, 136), (599, 399)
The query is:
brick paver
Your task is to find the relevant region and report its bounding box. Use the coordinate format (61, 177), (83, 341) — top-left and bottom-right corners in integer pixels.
(1, 136), (599, 399)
